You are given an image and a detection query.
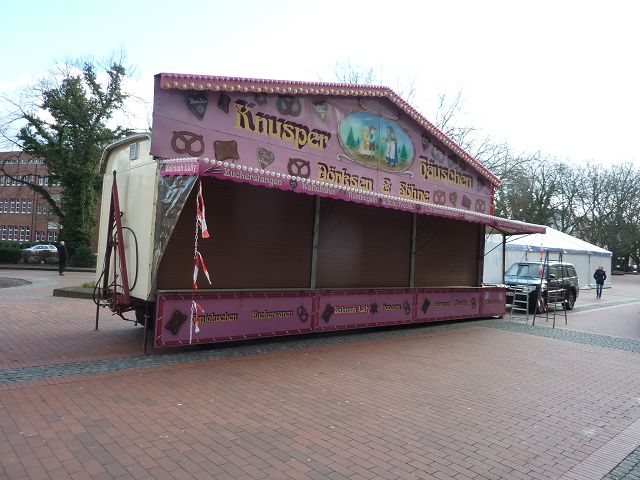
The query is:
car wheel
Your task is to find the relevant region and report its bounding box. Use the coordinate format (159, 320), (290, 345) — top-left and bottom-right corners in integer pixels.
(564, 291), (576, 310)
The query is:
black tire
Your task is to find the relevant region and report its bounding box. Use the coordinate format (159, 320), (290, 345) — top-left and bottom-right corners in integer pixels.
(564, 290), (576, 310)
(135, 303), (155, 327)
(135, 308), (146, 326)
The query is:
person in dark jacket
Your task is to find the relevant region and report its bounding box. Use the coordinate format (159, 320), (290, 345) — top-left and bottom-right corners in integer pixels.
(57, 241), (68, 276)
(593, 265), (606, 298)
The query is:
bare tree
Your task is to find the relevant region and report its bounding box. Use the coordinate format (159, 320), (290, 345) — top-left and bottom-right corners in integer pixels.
(330, 60), (418, 104)
(326, 61), (640, 265)
(568, 162), (640, 265)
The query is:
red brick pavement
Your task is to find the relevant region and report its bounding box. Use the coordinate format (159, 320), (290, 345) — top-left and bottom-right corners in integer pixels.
(0, 270), (142, 369)
(534, 274), (640, 340)
(1, 270), (640, 479)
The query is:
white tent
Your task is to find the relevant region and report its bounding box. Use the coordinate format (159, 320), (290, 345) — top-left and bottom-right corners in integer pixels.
(483, 226), (613, 289)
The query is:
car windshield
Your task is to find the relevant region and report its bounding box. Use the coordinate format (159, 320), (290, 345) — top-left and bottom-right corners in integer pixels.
(505, 263), (547, 279)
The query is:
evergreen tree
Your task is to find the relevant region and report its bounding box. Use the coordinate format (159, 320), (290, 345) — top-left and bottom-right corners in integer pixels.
(10, 61), (130, 253)
(400, 144), (408, 162)
(346, 127), (357, 149)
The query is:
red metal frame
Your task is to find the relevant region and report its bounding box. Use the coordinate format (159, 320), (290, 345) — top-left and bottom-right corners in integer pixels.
(100, 171), (132, 315)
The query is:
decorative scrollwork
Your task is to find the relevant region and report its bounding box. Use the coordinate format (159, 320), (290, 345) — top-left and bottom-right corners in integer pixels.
(403, 301), (411, 315)
(296, 305), (309, 322)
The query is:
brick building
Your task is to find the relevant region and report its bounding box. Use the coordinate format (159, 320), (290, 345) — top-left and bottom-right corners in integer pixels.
(0, 151), (63, 244)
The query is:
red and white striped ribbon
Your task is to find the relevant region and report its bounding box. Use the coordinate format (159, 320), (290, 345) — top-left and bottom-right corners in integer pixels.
(538, 245), (544, 276)
(192, 300), (204, 334)
(196, 180), (209, 239)
(192, 251), (212, 289)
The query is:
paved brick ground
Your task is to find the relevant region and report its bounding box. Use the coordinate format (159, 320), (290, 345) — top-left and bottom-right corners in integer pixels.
(0, 271), (142, 370)
(1, 269), (640, 479)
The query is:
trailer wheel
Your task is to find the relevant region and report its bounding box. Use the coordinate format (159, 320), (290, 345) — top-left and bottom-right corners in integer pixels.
(135, 303), (155, 327)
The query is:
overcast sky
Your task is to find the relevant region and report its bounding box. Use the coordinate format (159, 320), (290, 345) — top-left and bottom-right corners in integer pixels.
(1, 0), (638, 166)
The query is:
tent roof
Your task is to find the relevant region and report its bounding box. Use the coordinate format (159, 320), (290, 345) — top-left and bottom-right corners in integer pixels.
(505, 226), (612, 256)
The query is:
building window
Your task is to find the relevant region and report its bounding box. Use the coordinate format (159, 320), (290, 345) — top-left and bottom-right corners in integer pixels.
(0, 176), (4, 186)
(21, 199), (28, 213)
(129, 143), (139, 160)
(47, 231), (57, 242)
(0, 225), (5, 241)
(19, 226), (25, 241)
(9, 199), (15, 214)
(2, 199), (7, 213)
(25, 227), (30, 241)
(27, 199), (32, 214)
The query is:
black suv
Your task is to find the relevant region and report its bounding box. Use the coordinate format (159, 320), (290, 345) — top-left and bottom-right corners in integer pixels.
(505, 261), (580, 313)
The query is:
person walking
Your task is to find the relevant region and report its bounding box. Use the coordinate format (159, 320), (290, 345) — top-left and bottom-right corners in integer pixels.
(593, 265), (606, 298)
(57, 241), (68, 276)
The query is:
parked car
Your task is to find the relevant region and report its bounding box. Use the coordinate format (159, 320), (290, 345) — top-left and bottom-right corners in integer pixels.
(22, 244), (59, 264)
(504, 261), (580, 313)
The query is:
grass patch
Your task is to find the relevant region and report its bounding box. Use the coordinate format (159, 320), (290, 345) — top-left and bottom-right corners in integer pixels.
(82, 281), (96, 289)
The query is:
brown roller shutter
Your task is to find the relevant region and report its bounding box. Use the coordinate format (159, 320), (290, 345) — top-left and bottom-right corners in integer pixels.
(414, 215), (480, 287)
(156, 178), (314, 290)
(316, 198), (412, 288)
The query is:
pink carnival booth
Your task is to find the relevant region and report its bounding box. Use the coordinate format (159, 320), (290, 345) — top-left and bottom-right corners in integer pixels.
(97, 73), (544, 348)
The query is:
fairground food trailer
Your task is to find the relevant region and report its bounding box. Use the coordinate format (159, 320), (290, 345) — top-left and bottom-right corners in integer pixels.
(95, 73), (545, 348)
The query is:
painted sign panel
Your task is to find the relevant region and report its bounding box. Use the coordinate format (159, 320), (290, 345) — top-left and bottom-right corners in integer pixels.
(414, 289), (482, 322)
(155, 292), (314, 347)
(479, 288), (506, 317)
(154, 287), (505, 347)
(315, 290), (414, 331)
(151, 80), (494, 217)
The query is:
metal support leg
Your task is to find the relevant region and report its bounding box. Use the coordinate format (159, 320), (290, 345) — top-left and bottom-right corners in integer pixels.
(142, 302), (150, 355)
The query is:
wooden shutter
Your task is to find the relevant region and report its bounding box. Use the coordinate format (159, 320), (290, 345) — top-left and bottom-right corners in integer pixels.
(156, 178), (314, 290)
(316, 198), (412, 288)
(414, 215), (480, 287)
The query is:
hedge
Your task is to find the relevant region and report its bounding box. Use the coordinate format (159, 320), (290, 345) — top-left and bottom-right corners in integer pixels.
(69, 246), (97, 268)
(0, 247), (23, 264)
